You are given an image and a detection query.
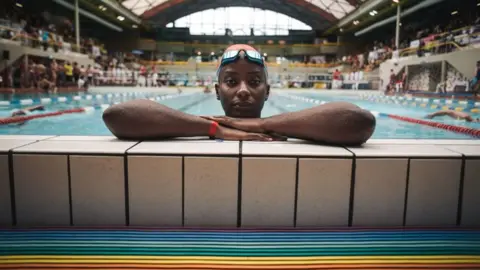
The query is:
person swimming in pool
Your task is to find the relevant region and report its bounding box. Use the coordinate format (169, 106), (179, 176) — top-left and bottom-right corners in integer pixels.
(426, 110), (480, 122)
(10, 105), (45, 117)
(102, 44), (376, 145)
(6, 105), (46, 125)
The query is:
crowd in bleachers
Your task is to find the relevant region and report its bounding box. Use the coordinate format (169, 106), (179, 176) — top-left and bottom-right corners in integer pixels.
(337, 15), (480, 73)
(0, 53), (217, 91)
(0, 1), (106, 57)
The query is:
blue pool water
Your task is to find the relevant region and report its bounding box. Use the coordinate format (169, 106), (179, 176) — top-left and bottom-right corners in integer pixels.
(0, 89), (479, 139)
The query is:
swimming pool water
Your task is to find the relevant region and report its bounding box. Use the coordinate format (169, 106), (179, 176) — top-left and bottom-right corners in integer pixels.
(0, 89), (478, 139)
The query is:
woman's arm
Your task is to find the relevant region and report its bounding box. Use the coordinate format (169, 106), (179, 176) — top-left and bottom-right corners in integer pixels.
(260, 102), (375, 145)
(102, 99), (212, 140)
(204, 102), (376, 146)
(102, 99), (275, 141)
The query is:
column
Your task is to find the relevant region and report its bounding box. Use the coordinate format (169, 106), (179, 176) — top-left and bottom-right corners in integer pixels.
(74, 0), (80, 51)
(404, 65), (409, 92)
(395, 4), (401, 49)
(440, 60), (446, 93)
(24, 55), (29, 87)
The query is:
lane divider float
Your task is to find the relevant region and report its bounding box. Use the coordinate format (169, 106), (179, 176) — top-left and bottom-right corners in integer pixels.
(360, 95), (480, 113)
(40, 98), (51, 104)
(361, 94), (479, 107)
(382, 113), (480, 138)
(279, 93), (480, 138)
(0, 108), (86, 125)
(0, 92), (199, 125)
(19, 99), (33, 105)
(1, 91), (196, 107)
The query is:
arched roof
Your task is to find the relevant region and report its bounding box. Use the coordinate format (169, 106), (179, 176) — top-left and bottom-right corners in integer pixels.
(120, 0), (358, 29)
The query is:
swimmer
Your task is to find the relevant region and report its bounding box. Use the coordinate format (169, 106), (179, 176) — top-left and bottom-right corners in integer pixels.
(426, 110), (480, 122)
(11, 105), (45, 117)
(103, 44), (375, 145)
(8, 105), (45, 125)
(203, 85), (212, 93)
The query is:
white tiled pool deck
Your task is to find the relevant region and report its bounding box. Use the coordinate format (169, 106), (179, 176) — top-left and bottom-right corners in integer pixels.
(0, 135), (479, 228)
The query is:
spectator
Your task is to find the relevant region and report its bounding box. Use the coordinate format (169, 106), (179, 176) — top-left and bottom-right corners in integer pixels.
(64, 61), (73, 83)
(73, 62), (80, 83)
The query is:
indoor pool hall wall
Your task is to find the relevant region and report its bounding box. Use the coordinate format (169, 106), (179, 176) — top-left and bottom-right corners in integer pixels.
(0, 135), (479, 228)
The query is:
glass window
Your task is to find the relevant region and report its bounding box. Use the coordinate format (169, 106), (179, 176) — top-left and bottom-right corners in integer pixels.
(253, 8), (265, 27)
(202, 9), (215, 25)
(175, 16), (189, 28)
(214, 7), (226, 29)
(122, 1), (354, 20)
(168, 7), (312, 36)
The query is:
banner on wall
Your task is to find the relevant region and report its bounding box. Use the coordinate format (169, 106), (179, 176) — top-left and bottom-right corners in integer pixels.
(310, 56), (326, 64)
(410, 40), (420, 48)
(63, 42), (71, 53)
(92, 46), (101, 57)
(422, 35), (436, 43)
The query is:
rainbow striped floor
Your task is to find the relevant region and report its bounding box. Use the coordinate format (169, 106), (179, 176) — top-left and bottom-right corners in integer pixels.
(1, 228), (480, 269)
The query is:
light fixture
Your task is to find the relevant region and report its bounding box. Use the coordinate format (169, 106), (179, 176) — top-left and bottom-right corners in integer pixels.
(15, 2), (23, 7)
(477, 2), (480, 6)
(210, 52), (215, 55)
(132, 24), (138, 28)
(392, 0), (399, 3)
(117, 15), (125, 21)
(353, 20), (360, 25)
(340, 28), (343, 32)
(369, 10), (378, 16)
(451, 11), (458, 15)
(263, 52), (267, 57)
(98, 5), (107, 11)
(197, 51), (201, 55)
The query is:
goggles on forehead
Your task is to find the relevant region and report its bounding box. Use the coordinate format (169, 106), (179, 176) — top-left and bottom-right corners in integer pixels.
(217, 49), (267, 77)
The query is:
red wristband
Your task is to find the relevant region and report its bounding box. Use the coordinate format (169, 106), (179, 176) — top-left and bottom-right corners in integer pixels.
(208, 121), (219, 138)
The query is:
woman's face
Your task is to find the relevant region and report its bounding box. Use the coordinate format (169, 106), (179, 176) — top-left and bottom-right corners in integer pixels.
(215, 57), (269, 118)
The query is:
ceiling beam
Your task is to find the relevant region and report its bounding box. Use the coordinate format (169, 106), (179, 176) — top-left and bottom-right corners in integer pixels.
(337, 0), (388, 28)
(345, 0), (358, 6)
(53, 0), (123, 31)
(100, 0), (142, 24)
(146, 0), (331, 29)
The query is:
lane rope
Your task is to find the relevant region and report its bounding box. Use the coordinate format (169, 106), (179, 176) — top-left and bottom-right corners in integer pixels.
(279, 93), (480, 138)
(0, 108), (86, 125)
(380, 113), (480, 138)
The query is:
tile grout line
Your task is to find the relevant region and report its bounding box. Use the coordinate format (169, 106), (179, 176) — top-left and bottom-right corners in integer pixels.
(344, 147), (356, 227)
(67, 155), (73, 226)
(402, 158), (411, 226)
(293, 158), (299, 227)
(181, 156), (185, 227)
(7, 150), (16, 226)
(456, 155), (466, 226)
(6, 139), (44, 226)
(237, 141), (243, 228)
(123, 141), (143, 226)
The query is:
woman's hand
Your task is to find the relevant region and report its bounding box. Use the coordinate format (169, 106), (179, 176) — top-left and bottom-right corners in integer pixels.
(215, 125), (273, 141)
(201, 116), (265, 133)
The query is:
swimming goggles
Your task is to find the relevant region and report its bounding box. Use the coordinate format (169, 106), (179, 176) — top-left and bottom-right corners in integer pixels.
(217, 50), (268, 77)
